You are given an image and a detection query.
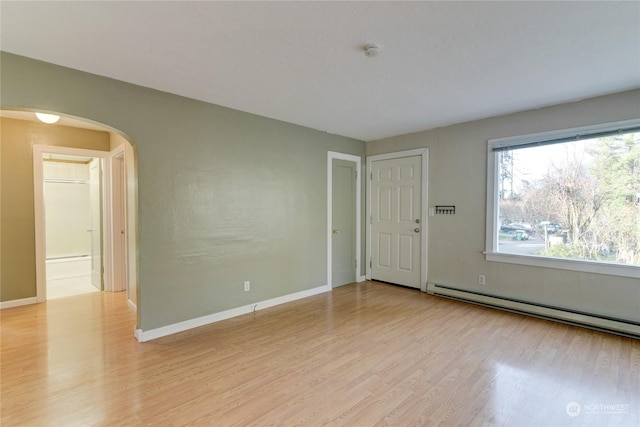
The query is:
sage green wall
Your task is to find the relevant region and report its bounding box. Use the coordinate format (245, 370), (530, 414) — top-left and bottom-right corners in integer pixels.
(368, 89), (640, 322)
(0, 117), (110, 301)
(0, 53), (364, 330)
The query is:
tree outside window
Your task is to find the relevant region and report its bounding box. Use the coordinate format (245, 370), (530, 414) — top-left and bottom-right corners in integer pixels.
(497, 131), (639, 266)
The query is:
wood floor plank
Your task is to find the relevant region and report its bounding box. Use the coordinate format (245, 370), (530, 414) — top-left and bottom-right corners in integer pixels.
(1, 281), (639, 426)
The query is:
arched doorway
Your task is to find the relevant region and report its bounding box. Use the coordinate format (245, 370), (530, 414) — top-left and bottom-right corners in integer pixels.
(0, 109), (138, 311)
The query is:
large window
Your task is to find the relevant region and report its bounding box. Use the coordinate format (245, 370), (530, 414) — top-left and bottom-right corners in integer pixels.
(486, 120), (640, 278)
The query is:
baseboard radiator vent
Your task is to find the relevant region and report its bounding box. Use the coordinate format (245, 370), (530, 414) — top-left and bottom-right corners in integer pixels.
(426, 283), (639, 339)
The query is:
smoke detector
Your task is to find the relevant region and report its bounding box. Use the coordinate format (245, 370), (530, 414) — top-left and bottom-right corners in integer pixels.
(364, 45), (380, 57)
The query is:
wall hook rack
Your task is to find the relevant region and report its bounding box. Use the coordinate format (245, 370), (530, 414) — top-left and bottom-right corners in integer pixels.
(435, 205), (456, 215)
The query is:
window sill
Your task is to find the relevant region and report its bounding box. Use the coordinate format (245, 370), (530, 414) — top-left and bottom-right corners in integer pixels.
(485, 252), (640, 279)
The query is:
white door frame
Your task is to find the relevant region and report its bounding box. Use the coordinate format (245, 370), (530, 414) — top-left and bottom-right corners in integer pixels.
(110, 146), (127, 293)
(366, 148), (429, 292)
(327, 151), (362, 289)
(33, 145), (112, 301)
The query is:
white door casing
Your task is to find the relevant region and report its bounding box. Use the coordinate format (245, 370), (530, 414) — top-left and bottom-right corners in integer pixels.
(367, 149), (428, 291)
(33, 145), (112, 301)
(110, 148), (128, 293)
(89, 159), (103, 289)
(327, 151), (362, 289)
(332, 158), (357, 287)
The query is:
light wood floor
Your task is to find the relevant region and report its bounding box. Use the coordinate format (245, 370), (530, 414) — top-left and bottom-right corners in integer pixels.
(1, 281), (638, 426)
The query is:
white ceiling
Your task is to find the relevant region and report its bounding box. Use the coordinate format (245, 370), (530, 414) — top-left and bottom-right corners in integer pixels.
(1, 1), (639, 141)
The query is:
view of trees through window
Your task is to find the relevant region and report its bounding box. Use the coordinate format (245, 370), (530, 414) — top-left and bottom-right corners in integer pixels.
(497, 130), (640, 266)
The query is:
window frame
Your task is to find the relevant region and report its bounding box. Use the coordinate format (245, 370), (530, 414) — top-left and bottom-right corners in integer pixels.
(485, 118), (640, 279)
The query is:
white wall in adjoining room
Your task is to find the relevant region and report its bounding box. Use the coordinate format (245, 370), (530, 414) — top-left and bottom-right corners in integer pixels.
(43, 160), (92, 259)
(367, 89), (640, 323)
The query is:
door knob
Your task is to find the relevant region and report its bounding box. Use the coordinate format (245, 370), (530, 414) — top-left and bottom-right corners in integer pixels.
(414, 228), (420, 233)
(333, 229), (340, 234)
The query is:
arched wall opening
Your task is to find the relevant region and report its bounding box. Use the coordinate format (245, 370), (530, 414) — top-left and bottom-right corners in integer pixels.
(0, 109), (139, 318)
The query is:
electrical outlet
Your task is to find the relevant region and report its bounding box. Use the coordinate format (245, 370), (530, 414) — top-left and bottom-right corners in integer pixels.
(244, 281), (250, 292)
(478, 275), (485, 285)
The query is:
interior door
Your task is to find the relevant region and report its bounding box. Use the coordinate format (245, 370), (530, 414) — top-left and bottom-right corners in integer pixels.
(371, 155), (421, 288)
(111, 154), (127, 293)
(89, 158), (103, 290)
(332, 159), (356, 287)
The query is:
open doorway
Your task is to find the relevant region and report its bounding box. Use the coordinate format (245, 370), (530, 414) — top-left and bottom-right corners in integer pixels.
(0, 110), (137, 316)
(34, 146), (110, 301)
(42, 153), (104, 299)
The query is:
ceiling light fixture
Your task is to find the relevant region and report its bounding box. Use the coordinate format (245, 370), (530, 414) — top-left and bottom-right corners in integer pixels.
(35, 112), (60, 124)
(364, 44), (380, 57)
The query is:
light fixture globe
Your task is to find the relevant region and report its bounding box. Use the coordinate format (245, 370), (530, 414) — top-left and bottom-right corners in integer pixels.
(35, 112), (60, 124)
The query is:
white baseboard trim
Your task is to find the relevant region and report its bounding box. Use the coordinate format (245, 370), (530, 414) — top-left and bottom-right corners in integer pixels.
(0, 297), (38, 309)
(426, 282), (640, 338)
(357, 275), (366, 283)
(127, 299), (137, 312)
(135, 285), (330, 342)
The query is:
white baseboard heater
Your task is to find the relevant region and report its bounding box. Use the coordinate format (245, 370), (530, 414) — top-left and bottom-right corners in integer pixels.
(426, 283), (640, 339)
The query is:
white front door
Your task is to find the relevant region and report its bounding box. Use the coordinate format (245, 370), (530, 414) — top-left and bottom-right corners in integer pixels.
(89, 158), (103, 290)
(371, 155), (422, 288)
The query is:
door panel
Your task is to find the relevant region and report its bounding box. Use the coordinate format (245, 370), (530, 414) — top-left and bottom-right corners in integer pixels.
(331, 159), (356, 287)
(399, 186), (414, 222)
(371, 156), (421, 288)
(378, 187), (392, 222)
(377, 233), (392, 268)
(398, 234), (414, 271)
